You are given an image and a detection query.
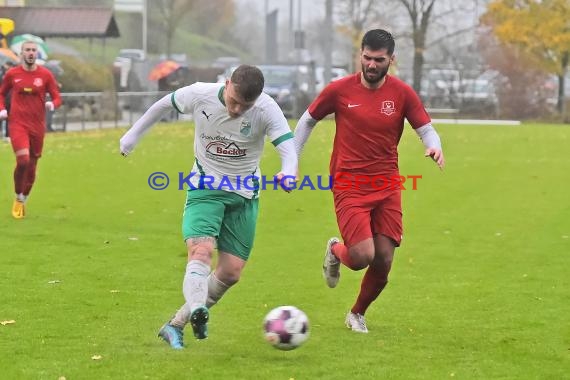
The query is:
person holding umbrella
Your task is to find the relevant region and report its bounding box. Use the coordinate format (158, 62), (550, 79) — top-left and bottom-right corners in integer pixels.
(0, 40), (61, 219)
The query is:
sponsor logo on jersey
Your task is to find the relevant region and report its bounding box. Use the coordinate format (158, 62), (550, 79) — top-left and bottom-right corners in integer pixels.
(33, 78), (43, 87)
(240, 120), (252, 136)
(381, 100), (396, 115)
(202, 110), (212, 120)
(200, 133), (231, 142)
(206, 141), (247, 158)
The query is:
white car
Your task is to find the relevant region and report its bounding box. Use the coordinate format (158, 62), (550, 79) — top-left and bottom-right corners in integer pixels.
(315, 67), (349, 93)
(117, 49), (146, 62)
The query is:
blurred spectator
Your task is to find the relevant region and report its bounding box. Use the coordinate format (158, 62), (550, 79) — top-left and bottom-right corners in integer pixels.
(0, 60), (16, 78)
(42, 60), (63, 132)
(158, 67), (190, 122)
(0, 61), (16, 140)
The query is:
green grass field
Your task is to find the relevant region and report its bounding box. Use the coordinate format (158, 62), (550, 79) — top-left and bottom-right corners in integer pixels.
(0, 121), (568, 379)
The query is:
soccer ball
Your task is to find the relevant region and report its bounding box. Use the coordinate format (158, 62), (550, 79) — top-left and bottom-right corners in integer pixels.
(263, 305), (309, 351)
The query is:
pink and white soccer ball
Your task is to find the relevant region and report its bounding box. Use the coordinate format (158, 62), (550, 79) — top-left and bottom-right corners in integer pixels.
(263, 305), (309, 350)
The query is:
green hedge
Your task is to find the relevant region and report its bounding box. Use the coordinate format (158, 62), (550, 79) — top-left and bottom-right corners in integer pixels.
(51, 54), (114, 93)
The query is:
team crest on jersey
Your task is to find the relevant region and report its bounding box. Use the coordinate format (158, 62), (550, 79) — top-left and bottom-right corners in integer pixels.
(206, 141), (247, 158)
(33, 78), (43, 87)
(240, 120), (252, 137)
(380, 100), (396, 115)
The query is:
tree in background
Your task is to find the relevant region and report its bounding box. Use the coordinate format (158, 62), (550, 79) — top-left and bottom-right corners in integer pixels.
(331, 0), (485, 101)
(226, 1), (264, 63)
(482, 0), (570, 117)
(477, 30), (554, 119)
(188, 1), (235, 41)
(151, 0), (196, 58)
(148, 0), (237, 59)
(335, 0), (383, 72)
(392, 0), (436, 93)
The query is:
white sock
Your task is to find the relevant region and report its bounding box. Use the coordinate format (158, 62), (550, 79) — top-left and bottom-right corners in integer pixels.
(170, 303), (190, 328)
(170, 272), (231, 328)
(182, 260), (210, 313)
(206, 272), (231, 308)
(16, 193), (27, 203)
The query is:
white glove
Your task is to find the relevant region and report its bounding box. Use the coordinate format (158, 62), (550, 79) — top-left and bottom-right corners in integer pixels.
(45, 101), (54, 111)
(0, 109), (7, 120)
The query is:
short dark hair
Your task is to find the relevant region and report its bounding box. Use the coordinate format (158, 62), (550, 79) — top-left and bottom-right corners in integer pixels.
(230, 65), (264, 102)
(361, 29), (395, 55)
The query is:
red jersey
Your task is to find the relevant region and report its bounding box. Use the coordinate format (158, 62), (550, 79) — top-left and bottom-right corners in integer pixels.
(0, 65), (62, 132)
(308, 73), (430, 178)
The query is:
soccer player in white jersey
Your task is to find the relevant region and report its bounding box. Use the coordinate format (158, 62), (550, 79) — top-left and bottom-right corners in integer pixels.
(120, 65), (297, 349)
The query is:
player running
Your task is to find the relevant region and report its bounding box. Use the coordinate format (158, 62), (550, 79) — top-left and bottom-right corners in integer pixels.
(120, 65), (297, 349)
(294, 29), (444, 333)
(0, 41), (61, 218)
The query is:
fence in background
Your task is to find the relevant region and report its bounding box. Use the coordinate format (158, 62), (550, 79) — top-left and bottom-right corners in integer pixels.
(51, 91), (177, 132)
(45, 91), (519, 133)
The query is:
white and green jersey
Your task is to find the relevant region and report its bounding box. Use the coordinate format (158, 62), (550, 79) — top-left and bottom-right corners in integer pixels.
(171, 82), (293, 199)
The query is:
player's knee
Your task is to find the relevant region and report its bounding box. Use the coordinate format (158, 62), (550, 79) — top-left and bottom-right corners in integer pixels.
(378, 251), (394, 272)
(187, 237), (215, 260)
(16, 154), (30, 168)
(381, 255), (393, 269)
(363, 247), (377, 263)
(216, 269), (241, 286)
(348, 246), (375, 270)
(353, 261), (370, 271)
(188, 243), (214, 261)
(221, 273), (240, 287)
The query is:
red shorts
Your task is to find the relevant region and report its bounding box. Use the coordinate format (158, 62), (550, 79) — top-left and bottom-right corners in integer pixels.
(9, 124), (45, 158)
(333, 188), (403, 247)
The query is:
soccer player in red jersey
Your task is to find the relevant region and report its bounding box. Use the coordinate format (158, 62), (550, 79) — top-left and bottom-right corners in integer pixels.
(0, 41), (62, 219)
(294, 29), (445, 333)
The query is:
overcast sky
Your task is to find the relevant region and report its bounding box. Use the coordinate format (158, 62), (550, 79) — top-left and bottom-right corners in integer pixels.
(236, 0), (325, 26)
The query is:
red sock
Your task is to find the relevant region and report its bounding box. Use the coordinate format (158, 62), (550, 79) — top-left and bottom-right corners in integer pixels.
(351, 265), (389, 315)
(23, 156), (38, 196)
(14, 155), (30, 195)
(332, 242), (359, 270)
